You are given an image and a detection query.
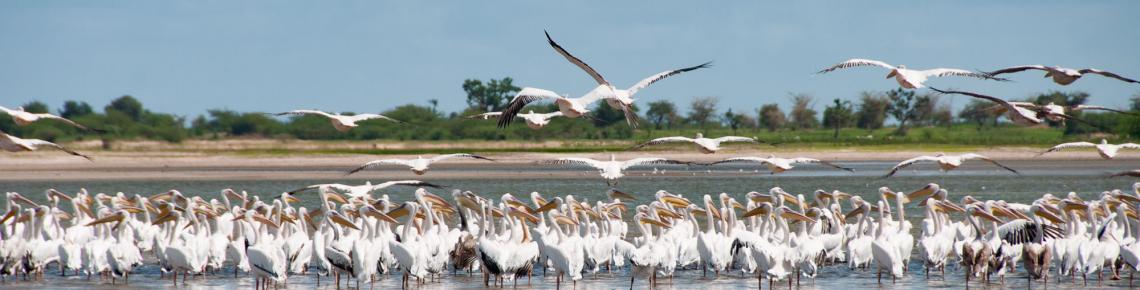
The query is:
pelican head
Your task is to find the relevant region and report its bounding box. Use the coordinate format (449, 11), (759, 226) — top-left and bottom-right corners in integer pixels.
(695, 132), (704, 139)
(610, 154), (616, 162)
(1101, 139), (1109, 144)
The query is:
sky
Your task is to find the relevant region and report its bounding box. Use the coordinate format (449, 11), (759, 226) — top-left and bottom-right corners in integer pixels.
(1, 1), (1138, 118)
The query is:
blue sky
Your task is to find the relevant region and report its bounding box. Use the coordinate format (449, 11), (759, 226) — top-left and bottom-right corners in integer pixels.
(1, 1), (1138, 117)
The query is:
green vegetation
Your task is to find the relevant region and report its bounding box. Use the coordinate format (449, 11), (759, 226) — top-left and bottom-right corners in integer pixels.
(2, 79), (1138, 151)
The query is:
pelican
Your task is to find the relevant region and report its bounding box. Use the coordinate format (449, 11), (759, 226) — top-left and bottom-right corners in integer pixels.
(709, 155), (854, 174)
(274, 109), (402, 132)
(995, 203), (1066, 286)
(346, 153), (495, 175)
(962, 204), (1002, 284)
(498, 31), (711, 128)
(0, 106), (94, 130)
(884, 153), (1018, 178)
(538, 154), (690, 185)
(1040, 139), (1140, 159)
(288, 180), (443, 199)
(871, 200), (904, 283)
(1110, 170), (1140, 178)
(1008, 102), (1139, 123)
(986, 65), (1138, 85)
(930, 88), (1094, 126)
(464, 111), (502, 120)
(816, 58), (1006, 89)
(0, 131), (92, 160)
(629, 133), (758, 153)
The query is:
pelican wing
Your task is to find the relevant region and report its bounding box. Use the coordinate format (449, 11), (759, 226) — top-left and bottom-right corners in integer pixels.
(929, 88), (1013, 110)
(883, 156), (941, 178)
(985, 65), (1048, 76)
(33, 114), (91, 130)
(545, 30), (608, 85)
(628, 136), (694, 151)
(922, 68), (1008, 81)
(275, 109), (334, 119)
(0, 106), (13, 114)
(816, 58), (895, 74)
(24, 139), (92, 161)
(1110, 170), (1140, 178)
(960, 153), (1019, 174)
(996, 219), (1064, 245)
(790, 158), (855, 172)
(1121, 143), (1140, 149)
(712, 136), (758, 144)
(1070, 105), (1139, 116)
(707, 156), (770, 166)
(1079, 69), (1139, 83)
(621, 158), (689, 170)
(372, 180), (445, 190)
(429, 153), (495, 163)
(348, 113), (403, 124)
(538, 111), (565, 119)
(464, 112), (503, 120)
(625, 62), (713, 96)
(498, 87), (563, 128)
(345, 159), (416, 175)
(1038, 142), (1095, 156)
(540, 157), (606, 170)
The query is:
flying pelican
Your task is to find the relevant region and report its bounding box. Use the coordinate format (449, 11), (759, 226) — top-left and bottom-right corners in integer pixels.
(929, 88), (1094, 126)
(274, 110), (402, 132)
(346, 153), (495, 175)
(1004, 102), (1139, 123)
(986, 65), (1138, 85)
(538, 154), (690, 185)
(1040, 139), (1140, 159)
(884, 153), (1018, 178)
(709, 155), (854, 174)
(0, 131), (91, 160)
(288, 180), (444, 199)
(629, 133), (759, 153)
(0, 106), (94, 131)
(816, 58), (1006, 89)
(1111, 170), (1140, 178)
(516, 111), (566, 129)
(498, 31), (711, 128)
(464, 112), (502, 120)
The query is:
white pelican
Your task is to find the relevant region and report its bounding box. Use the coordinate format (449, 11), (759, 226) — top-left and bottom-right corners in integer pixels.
(499, 31), (710, 128)
(289, 180), (443, 199)
(929, 88), (1096, 126)
(709, 155), (854, 174)
(996, 203), (1066, 286)
(1040, 139), (1140, 159)
(884, 153), (1018, 178)
(346, 153), (494, 175)
(274, 109), (402, 132)
(539, 154), (690, 185)
(986, 65), (1138, 85)
(464, 111), (502, 120)
(1006, 102), (1139, 123)
(870, 200), (904, 284)
(962, 204), (1002, 284)
(0, 131), (92, 160)
(816, 58), (1006, 89)
(629, 133), (759, 153)
(0, 106), (94, 130)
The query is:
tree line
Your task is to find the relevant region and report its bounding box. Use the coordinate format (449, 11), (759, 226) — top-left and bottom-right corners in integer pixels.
(3, 77), (1139, 145)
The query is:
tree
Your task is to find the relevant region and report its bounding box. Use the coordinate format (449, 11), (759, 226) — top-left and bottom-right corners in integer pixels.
(592, 103), (637, 127)
(723, 109), (751, 134)
(463, 78), (520, 112)
(428, 99), (439, 114)
(822, 98), (854, 139)
(688, 96), (719, 129)
(645, 100), (678, 130)
(886, 88), (917, 135)
(59, 101), (94, 118)
(958, 99), (996, 130)
(21, 101), (49, 114)
(757, 103), (786, 132)
(856, 92), (889, 130)
(932, 103), (953, 128)
(788, 93), (819, 130)
(106, 95), (144, 121)
(1131, 92), (1140, 111)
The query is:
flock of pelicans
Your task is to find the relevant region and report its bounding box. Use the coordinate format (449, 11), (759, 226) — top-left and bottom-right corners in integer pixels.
(1, 31), (1140, 290)
(6, 182), (1140, 290)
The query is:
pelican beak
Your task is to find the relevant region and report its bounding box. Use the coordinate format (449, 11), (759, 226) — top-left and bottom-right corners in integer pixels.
(47, 189), (73, 202)
(937, 201), (966, 213)
(0, 208), (17, 224)
(327, 212), (359, 230)
(882, 189), (911, 204)
(365, 208), (399, 224)
(1062, 201), (1088, 212)
(609, 189), (637, 201)
(284, 195), (300, 204)
(552, 214), (577, 226)
(781, 192), (803, 207)
(844, 206), (866, 220)
(640, 216), (672, 229)
(153, 213), (177, 225)
(730, 199), (745, 210)
(509, 208), (540, 224)
(749, 193), (774, 203)
(120, 206), (145, 214)
(655, 207), (682, 220)
(1034, 207), (1065, 224)
(10, 194), (39, 208)
(150, 191), (174, 202)
(458, 196), (481, 212)
(908, 186), (936, 204)
(706, 203), (723, 220)
(422, 191), (451, 208)
(832, 191), (852, 200)
(1115, 193), (1140, 204)
(143, 202), (159, 214)
(741, 206), (770, 218)
(659, 195), (691, 208)
(533, 199), (559, 213)
(386, 204), (410, 219)
(972, 209), (1002, 223)
(780, 207), (813, 223)
(490, 207), (505, 218)
(605, 202), (628, 213)
(834, 209), (847, 224)
(325, 192), (349, 204)
(253, 214), (281, 228)
(86, 213), (125, 226)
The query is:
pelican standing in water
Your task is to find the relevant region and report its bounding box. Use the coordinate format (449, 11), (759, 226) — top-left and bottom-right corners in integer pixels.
(817, 58), (1006, 89)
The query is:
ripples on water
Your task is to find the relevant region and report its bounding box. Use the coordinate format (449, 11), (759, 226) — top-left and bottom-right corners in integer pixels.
(2, 160), (1138, 289)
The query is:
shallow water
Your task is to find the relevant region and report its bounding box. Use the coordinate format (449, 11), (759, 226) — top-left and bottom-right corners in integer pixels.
(2, 159), (1139, 289)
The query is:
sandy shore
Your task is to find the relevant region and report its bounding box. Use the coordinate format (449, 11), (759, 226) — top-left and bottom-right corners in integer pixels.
(1, 144), (1135, 181)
